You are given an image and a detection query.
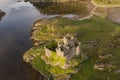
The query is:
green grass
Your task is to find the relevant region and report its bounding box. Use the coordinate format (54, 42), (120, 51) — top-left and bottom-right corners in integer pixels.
(44, 51), (66, 67)
(25, 16), (120, 80)
(49, 66), (74, 76)
(33, 16), (120, 44)
(70, 60), (95, 80)
(31, 56), (51, 77)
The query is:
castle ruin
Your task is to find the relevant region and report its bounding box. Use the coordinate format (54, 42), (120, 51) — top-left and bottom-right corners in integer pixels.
(45, 35), (81, 60)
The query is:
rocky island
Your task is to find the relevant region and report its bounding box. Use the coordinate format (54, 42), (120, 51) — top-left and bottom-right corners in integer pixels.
(0, 10), (5, 20)
(23, 0), (120, 80)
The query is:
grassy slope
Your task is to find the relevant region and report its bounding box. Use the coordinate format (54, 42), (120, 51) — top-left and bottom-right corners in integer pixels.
(24, 16), (120, 80)
(93, 0), (120, 6)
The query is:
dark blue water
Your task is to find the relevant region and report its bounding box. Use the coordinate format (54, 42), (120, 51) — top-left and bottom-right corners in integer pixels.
(0, 1), (76, 80)
(0, 1), (42, 80)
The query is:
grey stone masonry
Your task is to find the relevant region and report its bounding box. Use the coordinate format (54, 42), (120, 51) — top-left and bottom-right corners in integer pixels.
(45, 34), (81, 60)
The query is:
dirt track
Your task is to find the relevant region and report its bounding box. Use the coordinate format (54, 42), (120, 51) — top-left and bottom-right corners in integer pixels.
(78, 1), (120, 25)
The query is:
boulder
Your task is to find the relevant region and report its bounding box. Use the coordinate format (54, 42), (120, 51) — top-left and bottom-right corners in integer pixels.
(107, 7), (120, 24)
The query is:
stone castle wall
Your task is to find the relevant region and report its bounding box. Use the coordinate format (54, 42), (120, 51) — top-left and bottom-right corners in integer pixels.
(45, 35), (81, 60)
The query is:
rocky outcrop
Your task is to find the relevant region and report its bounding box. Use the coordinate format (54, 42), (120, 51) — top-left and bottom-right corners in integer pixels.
(107, 7), (120, 24)
(94, 62), (114, 71)
(0, 10), (5, 20)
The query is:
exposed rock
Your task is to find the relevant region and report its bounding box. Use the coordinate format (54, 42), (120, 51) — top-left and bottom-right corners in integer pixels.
(72, 68), (80, 74)
(82, 40), (99, 49)
(44, 48), (52, 57)
(94, 63), (105, 70)
(115, 69), (120, 73)
(54, 74), (71, 80)
(33, 41), (45, 46)
(0, 10), (5, 20)
(98, 54), (113, 59)
(94, 62), (114, 71)
(107, 7), (120, 24)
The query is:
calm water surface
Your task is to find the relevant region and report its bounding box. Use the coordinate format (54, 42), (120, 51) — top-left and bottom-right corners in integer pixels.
(0, 0), (47, 80)
(0, 0), (76, 80)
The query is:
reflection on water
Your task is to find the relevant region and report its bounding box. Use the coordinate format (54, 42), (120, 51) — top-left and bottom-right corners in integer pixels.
(0, 1), (43, 80)
(33, 1), (88, 15)
(0, 0), (85, 80)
